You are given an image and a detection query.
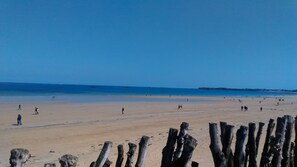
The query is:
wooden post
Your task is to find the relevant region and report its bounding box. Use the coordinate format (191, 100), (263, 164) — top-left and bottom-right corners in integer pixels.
(9, 148), (30, 167)
(116, 145), (124, 167)
(234, 126), (248, 167)
(172, 135), (198, 167)
(290, 142), (294, 167)
(44, 163), (56, 167)
(255, 122), (265, 157)
(220, 122), (227, 146)
(95, 141), (113, 167)
(125, 143), (137, 167)
(135, 136), (150, 167)
(209, 123), (227, 167)
(281, 115), (294, 167)
(247, 123), (257, 167)
(161, 128), (178, 167)
(59, 154), (78, 167)
(173, 122), (189, 162)
(222, 124), (234, 167)
(260, 119), (275, 167)
(272, 117), (287, 167)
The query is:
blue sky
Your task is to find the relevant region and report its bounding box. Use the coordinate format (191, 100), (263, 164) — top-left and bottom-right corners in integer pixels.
(0, 0), (296, 89)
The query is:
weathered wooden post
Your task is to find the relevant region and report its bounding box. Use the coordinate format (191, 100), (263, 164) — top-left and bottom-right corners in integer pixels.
(44, 163), (56, 167)
(290, 142), (294, 167)
(281, 115), (294, 167)
(59, 154), (78, 167)
(272, 117), (287, 167)
(173, 122), (189, 162)
(95, 141), (113, 167)
(255, 122), (265, 157)
(260, 119), (275, 167)
(221, 124), (234, 167)
(9, 148), (30, 167)
(247, 123), (257, 167)
(135, 136), (150, 167)
(125, 143), (137, 167)
(161, 128), (178, 167)
(220, 122), (227, 146)
(116, 144), (124, 167)
(234, 126), (248, 167)
(172, 135), (198, 167)
(209, 123), (227, 167)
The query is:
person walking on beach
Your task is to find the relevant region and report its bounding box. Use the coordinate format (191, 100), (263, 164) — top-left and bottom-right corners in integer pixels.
(18, 104), (22, 110)
(17, 114), (22, 126)
(34, 107), (39, 115)
(122, 107), (124, 115)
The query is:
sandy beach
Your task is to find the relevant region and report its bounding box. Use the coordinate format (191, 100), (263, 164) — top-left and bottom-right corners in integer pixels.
(1, 95), (297, 166)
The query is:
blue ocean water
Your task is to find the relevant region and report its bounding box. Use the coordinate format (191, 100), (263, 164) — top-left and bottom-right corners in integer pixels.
(0, 82), (295, 102)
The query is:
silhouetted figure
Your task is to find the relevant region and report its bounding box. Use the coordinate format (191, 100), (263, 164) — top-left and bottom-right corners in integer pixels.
(34, 107), (39, 115)
(17, 114), (22, 126)
(122, 107), (124, 115)
(260, 107), (263, 111)
(244, 106), (248, 111)
(18, 104), (22, 110)
(241, 106), (243, 111)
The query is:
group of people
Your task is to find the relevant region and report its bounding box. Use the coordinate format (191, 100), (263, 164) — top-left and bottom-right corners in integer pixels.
(241, 106), (248, 111)
(178, 105), (183, 109)
(16, 104), (40, 126)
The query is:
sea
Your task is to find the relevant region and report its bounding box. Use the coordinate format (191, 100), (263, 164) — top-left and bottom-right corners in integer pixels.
(0, 82), (295, 103)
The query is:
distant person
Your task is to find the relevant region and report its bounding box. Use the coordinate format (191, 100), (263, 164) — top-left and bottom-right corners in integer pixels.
(122, 107), (124, 115)
(244, 106), (248, 111)
(34, 107), (39, 115)
(260, 107), (263, 111)
(18, 104), (22, 110)
(241, 106), (243, 111)
(17, 114), (22, 126)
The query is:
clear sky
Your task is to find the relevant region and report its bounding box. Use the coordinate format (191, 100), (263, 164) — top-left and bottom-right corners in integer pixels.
(0, 0), (296, 89)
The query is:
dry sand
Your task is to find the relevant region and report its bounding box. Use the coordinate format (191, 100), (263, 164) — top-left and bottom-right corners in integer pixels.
(1, 95), (297, 166)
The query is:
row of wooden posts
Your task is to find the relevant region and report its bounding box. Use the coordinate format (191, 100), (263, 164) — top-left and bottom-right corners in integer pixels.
(9, 115), (297, 167)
